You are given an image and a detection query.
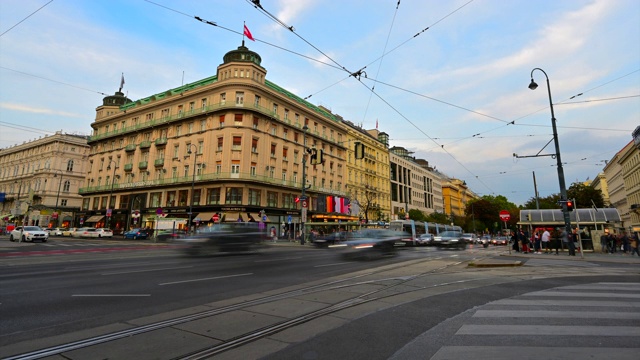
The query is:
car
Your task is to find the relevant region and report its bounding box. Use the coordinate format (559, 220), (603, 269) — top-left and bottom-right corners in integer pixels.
(331, 229), (405, 260)
(72, 227), (99, 238)
(123, 228), (149, 240)
(417, 233), (435, 246)
(491, 236), (509, 246)
(62, 227), (78, 237)
(9, 226), (49, 242)
(433, 230), (466, 249)
(461, 233), (477, 244)
(177, 223), (262, 255)
(48, 227), (64, 236)
(312, 231), (349, 248)
(155, 229), (186, 242)
(95, 228), (114, 238)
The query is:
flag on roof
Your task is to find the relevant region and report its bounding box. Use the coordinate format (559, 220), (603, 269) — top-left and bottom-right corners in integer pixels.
(244, 24), (255, 41)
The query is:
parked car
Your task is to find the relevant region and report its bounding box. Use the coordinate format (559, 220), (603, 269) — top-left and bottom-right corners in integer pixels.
(123, 228), (149, 240)
(433, 230), (466, 249)
(95, 228), (114, 238)
(48, 227), (64, 236)
(491, 236), (509, 246)
(73, 227), (98, 238)
(9, 226), (49, 242)
(62, 227), (78, 237)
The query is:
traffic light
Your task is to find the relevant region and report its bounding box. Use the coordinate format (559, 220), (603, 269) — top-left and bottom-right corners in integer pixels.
(354, 142), (365, 159)
(309, 148), (318, 164)
(566, 200), (574, 211)
(526, 213), (531, 221)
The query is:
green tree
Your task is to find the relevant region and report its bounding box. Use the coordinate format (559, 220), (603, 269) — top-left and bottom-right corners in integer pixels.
(408, 209), (427, 221)
(521, 182), (604, 210)
(426, 211), (450, 225)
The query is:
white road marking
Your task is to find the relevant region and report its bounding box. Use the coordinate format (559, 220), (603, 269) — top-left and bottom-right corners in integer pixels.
(158, 272), (253, 286)
(101, 266), (193, 275)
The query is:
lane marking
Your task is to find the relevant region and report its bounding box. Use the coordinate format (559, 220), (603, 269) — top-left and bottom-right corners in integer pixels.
(314, 262), (352, 267)
(254, 257), (303, 263)
(72, 294), (151, 297)
(101, 266), (193, 275)
(158, 273), (253, 286)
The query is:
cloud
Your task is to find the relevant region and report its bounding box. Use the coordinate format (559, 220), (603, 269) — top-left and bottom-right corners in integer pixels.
(0, 102), (85, 118)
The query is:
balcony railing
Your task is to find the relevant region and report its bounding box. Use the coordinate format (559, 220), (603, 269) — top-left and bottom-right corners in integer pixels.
(155, 138), (168, 146)
(138, 161), (148, 169)
(125, 144), (136, 152)
(124, 163), (133, 171)
(139, 141), (151, 149)
(154, 158), (164, 167)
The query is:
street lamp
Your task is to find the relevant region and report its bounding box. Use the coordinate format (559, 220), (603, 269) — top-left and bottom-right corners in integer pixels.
(301, 124), (309, 245)
(529, 68), (572, 242)
(106, 160), (119, 229)
(186, 144), (198, 234)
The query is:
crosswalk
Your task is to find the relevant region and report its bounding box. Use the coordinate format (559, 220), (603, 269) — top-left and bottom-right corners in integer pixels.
(430, 282), (640, 360)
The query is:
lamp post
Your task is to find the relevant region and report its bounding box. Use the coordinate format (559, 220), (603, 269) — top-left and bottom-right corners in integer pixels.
(186, 144), (198, 234)
(301, 124), (309, 245)
(106, 160), (119, 229)
(53, 170), (64, 227)
(529, 68), (572, 243)
(14, 180), (23, 226)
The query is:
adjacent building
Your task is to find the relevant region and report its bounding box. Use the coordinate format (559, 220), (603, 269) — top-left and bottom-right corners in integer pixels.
(0, 131), (89, 228)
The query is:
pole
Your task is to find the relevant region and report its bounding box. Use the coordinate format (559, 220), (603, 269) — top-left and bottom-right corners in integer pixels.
(16, 181), (23, 242)
(574, 198), (584, 258)
(54, 171), (63, 227)
(532, 171), (540, 210)
(107, 161), (117, 229)
(187, 144), (197, 234)
(530, 68), (572, 241)
(301, 124), (308, 245)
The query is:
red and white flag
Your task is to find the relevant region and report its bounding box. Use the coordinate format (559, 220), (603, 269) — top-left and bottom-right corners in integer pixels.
(243, 24), (255, 41)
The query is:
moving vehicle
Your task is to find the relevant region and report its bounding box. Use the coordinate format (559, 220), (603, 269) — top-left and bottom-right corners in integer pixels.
(48, 227), (64, 236)
(72, 227), (98, 238)
(155, 229), (186, 242)
(123, 228), (149, 240)
(331, 229), (406, 260)
(62, 228), (78, 237)
(312, 231), (349, 248)
(417, 233), (434, 246)
(491, 236), (509, 246)
(9, 226), (49, 242)
(433, 230), (466, 249)
(461, 233), (477, 244)
(177, 223), (262, 256)
(95, 228), (114, 238)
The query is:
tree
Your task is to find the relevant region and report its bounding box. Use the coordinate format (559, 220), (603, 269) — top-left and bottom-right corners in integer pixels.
(426, 211), (450, 225)
(521, 182), (605, 210)
(408, 209), (427, 222)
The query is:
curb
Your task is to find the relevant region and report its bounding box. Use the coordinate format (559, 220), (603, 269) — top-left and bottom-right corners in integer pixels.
(468, 260), (523, 268)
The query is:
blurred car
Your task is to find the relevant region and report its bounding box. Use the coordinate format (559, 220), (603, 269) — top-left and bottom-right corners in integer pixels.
(331, 229), (405, 260)
(491, 236), (509, 246)
(48, 227), (64, 236)
(73, 227), (98, 238)
(95, 228), (114, 238)
(417, 233), (435, 246)
(62, 227), (78, 237)
(177, 223), (262, 256)
(461, 233), (477, 244)
(433, 230), (466, 249)
(155, 229), (187, 242)
(9, 226), (49, 242)
(312, 231), (349, 248)
(123, 228), (149, 240)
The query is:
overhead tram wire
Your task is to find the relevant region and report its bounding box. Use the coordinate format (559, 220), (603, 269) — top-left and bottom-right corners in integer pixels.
(0, 121), (58, 136)
(361, 1), (402, 124)
(554, 94), (639, 105)
(0, 66), (109, 96)
(0, 0), (54, 37)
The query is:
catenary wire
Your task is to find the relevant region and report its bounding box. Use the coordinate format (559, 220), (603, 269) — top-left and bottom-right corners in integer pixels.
(0, 0), (54, 37)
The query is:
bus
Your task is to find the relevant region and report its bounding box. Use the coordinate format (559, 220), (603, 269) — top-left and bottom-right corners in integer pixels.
(389, 220), (462, 245)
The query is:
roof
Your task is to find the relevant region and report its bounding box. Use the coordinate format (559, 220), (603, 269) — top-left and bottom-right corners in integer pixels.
(519, 208), (621, 225)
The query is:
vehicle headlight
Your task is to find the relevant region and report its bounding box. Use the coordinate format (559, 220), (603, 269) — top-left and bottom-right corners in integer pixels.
(451, 239), (458, 242)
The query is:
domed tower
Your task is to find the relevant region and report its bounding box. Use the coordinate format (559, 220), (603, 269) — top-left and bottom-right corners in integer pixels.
(217, 44), (267, 84)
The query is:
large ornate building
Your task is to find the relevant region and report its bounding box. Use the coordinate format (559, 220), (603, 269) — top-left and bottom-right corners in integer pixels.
(0, 131), (89, 228)
(79, 44), (355, 235)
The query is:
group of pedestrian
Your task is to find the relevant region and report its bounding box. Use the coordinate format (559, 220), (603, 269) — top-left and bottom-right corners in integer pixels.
(601, 231), (640, 256)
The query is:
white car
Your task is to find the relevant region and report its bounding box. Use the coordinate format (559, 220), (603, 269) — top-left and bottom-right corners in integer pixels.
(95, 228), (114, 238)
(73, 227), (99, 238)
(10, 226), (49, 242)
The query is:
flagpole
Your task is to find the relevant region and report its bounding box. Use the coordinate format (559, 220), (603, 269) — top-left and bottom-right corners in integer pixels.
(242, 21), (246, 46)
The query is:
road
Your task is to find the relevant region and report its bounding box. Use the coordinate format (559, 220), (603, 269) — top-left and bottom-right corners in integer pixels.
(1, 236), (638, 359)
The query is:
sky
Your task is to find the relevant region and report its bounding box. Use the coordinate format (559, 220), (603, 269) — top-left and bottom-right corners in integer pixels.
(1, 0), (638, 206)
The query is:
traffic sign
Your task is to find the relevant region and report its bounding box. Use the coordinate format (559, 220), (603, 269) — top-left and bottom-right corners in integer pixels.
(212, 213), (220, 222)
(499, 210), (511, 222)
(302, 200), (308, 208)
(287, 215), (292, 224)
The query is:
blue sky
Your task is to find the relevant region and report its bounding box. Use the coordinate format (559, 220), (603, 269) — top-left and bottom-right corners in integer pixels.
(1, 0), (638, 206)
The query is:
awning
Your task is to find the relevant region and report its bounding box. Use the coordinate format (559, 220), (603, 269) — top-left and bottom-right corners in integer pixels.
(248, 213), (260, 222)
(194, 212), (217, 222)
(239, 213), (249, 222)
(1, 214), (14, 221)
(85, 215), (105, 223)
(223, 212), (240, 222)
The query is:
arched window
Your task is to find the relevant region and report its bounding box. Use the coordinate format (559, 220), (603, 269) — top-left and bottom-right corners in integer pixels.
(66, 160), (74, 172)
(63, 180), (71, 192)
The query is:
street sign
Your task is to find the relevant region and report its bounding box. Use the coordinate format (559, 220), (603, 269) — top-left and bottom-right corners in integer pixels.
(499, 210), (511, 222)
(302, 200), (308, 208)
(287, 215), (292, 224)
(212, 213), (220, 222)
(106, 209), (112, 217)
(156, 208), (163, 215)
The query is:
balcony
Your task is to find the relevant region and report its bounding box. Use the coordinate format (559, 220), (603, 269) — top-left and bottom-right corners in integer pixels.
(154, 158), (164, 167)
(155, 138), (168, 146)
(125, 144), (136, 152)
(139, 141), (151, 149)
(138, 161), (148, 169)
(124, 163), (133, 171)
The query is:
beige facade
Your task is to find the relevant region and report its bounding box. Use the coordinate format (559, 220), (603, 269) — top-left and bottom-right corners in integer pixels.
(442, 178), (478, 218)
(602, 140), (637, 232)
(341, 121), (391, 222)
(80, 44), (353, 234)
(618, 140), (640, 232)
(590, 172), (610, 206)
(389, 147), (443, 220)
(0, 131), (89, 227)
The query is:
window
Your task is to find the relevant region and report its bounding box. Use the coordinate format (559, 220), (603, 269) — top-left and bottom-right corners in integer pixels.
(150, 192), (162, 208)
(198, 140), (204, 154)
(234, 113), (243, 126)
(173, 145), (179, 158)
(284, 109), (289, 120)
(161, 108), (170, 118)
(192, 189), (201, 206)
(250, 162), (257, 176)
(267, 191), (278, 207)
(189, 102), (195, 112)
(272, 103), (278, 114)
(282, 170), (287, 181)
(294, 132), (299, 143)
(225, 188), (242, 204)
(61, 199), (68, 206)
(293, 171), (298, 184)
(231, 162), (240, 174)
(251, 138), (258, 153)
(220, 93), (226, 104)
(219, 115), (225, 127)
(216, 161), (222, 174)
(235, 91), (244, 105)
(283, 148), (288, 160)
(271, 125), (277, 136)
(232, 136), (242, 150)
(207, 188), (221, 205)
(254, 95), (261, 107)
(166, 191), (176, 207)
(171, 166), (178, 179)
(294, 150), (299, 163)
(253, 116), (259, 129)
(283, 129), (288, 140)
(63, 180), (71, 192)
(188, 122), (194, 134)
(178, 105), (183, 117)
(184, 165), (190, 177)
(200, 119), (206, 131)
(201, 98), (207, 109)
(176, 125), (182, 136)
(178, 190), (188, 206)
(217, 137), (223, 151)
(269, 166), (275, 178)
(248, 189), (261, 206)
(66, 160), (74, 172)
(270, 144), (276, 157)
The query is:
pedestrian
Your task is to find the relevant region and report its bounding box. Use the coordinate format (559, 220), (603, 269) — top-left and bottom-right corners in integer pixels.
(562, 228), (575, 256)
(600, 233), (608, 253)
(608, 233), (617, 254)
(541, 229), (551, 254)
(511, 232), (519, 252)
(533, 231), (541, 254)
(519, 230), (530, 253)
(621, 232), (630, 254)
(270, 226), (277, 243)
(553, 228), (561, 255)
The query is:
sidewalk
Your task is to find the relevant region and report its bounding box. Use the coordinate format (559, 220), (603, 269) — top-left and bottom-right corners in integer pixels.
(499, 248), (640, 264)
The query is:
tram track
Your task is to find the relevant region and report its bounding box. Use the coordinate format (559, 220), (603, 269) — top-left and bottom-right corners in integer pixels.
(5, 251), (504, 360)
